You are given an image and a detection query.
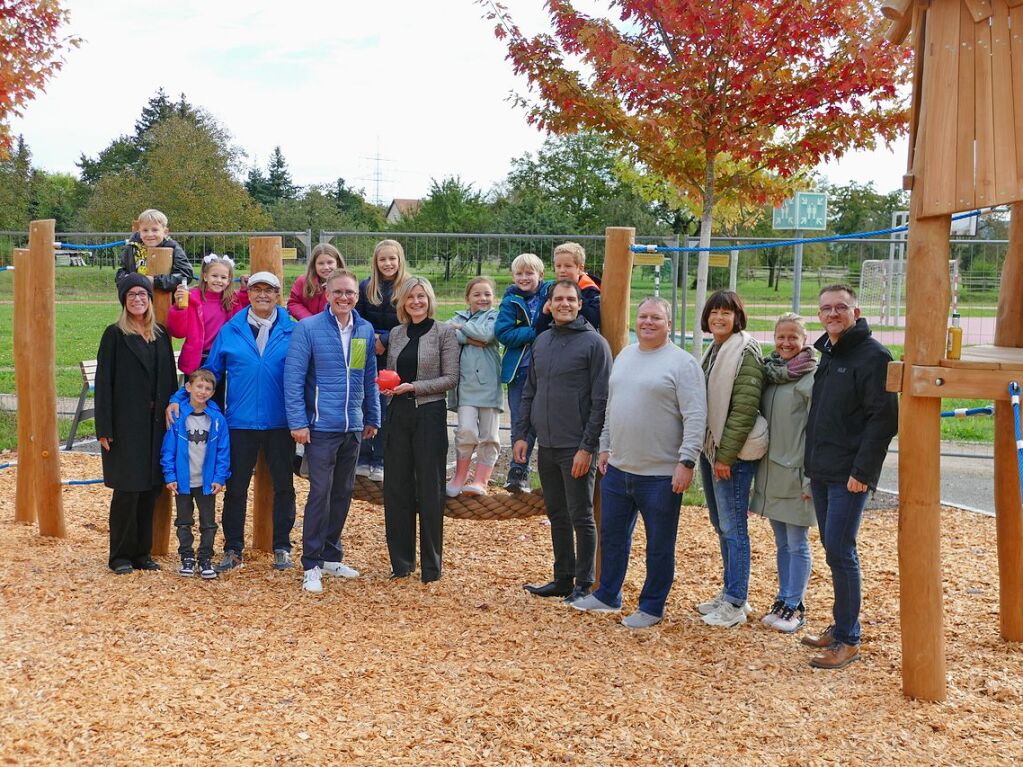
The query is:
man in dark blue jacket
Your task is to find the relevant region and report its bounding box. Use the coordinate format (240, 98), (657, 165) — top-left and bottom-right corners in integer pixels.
(802, 284), (898, 670)
(284, 270), (380, 594)
(168, 271), (296, 573)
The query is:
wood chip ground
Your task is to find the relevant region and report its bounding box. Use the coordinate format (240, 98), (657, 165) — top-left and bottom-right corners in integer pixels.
(1, 453), (1021, 765)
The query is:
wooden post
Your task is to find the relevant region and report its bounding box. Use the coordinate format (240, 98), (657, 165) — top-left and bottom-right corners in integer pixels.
(993, 203), (1023, 641)
(146, 246), (174, 555)
(25, 221), (65, 538)
(601, 227), (635, 357)
(12, 248), (36, 524)
(898, 194), (950, 700)
(593, 227), (636, 580)
(248, 236), (284, 552)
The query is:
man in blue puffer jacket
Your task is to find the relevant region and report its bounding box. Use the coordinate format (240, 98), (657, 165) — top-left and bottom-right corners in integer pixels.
(284, 269), (381, 594)
(168, 271), (296, 574)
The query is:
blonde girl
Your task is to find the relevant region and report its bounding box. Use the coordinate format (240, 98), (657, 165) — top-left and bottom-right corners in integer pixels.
(288, 243), (346, 320)
(355, 239), (410, 481)
(446, 276), (502, 496)
(168, 254), (248, 384)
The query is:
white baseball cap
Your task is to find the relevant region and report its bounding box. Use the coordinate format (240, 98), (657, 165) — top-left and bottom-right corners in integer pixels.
(248, 271), (281, 290)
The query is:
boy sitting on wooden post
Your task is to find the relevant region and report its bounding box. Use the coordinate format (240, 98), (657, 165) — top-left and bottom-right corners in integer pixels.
(115, 208), (194, 294)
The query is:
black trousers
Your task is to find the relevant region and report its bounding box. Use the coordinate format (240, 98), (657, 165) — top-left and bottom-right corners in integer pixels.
(383, 399), (446, 582)
(537, 446), (597, 588)
(222, 428), (296, 555)
(175, 490), (217, 560)
(109, 486), (163, 570)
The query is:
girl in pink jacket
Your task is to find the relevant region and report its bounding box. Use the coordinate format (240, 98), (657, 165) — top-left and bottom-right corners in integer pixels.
(287, 243), (346, 320)
(167, 254), (248, 406)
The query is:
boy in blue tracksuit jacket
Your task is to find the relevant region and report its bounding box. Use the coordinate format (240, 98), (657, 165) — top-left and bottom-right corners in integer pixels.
(168, 272), (297, 572)
(284, 270), (381, 588)
(161, 369), (231, 578)
(495, 253), (553, 493)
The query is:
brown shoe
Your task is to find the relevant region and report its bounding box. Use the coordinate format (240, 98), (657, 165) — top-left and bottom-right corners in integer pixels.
(800, 624), (835, 648)
(809, 642), (861, 670)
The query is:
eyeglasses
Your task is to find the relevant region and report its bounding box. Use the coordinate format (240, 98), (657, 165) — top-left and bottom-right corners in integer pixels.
(329, 289), (358, 299)
(818, 303), (852, 315)
(125, 290), (149, 300)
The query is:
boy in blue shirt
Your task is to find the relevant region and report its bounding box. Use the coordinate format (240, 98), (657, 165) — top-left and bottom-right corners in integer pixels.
(536, 241), (601, 332)
(161, 368), (231, 579)
(495, 253), (551, 493)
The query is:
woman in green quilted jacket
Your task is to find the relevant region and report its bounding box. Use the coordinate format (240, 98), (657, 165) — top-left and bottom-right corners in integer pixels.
(696, 290), (767, 629)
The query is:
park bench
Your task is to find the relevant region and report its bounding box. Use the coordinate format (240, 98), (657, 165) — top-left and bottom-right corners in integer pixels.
(65, 351), (181, 450)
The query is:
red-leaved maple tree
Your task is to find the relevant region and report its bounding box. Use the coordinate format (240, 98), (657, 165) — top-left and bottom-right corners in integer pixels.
(485, 0), (909, 350)
(0, 1), (78, 157)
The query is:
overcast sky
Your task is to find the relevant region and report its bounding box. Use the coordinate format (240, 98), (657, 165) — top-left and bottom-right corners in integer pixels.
(11, 0), (908, 204)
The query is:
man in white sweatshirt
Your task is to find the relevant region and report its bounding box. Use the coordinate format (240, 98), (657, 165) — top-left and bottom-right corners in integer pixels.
(571, 296), (708, 628)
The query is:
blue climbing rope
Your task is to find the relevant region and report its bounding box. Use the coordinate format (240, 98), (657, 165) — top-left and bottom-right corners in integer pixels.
(633, 210), (981, 254)
(0, 461), (102, 484)
(56, 239), (129, 251)
(940, 406), (994, 418)
(1011, 381), (1023, 505)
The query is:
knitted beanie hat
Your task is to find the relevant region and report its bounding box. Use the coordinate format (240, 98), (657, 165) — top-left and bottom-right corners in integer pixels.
(118, 273), (153, 306)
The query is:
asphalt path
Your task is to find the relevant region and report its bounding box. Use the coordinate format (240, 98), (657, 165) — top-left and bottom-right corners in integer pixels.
(877, 438), (995, 516)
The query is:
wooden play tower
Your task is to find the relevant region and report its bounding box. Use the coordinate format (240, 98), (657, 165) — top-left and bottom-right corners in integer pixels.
(884, 0), (1023, 701)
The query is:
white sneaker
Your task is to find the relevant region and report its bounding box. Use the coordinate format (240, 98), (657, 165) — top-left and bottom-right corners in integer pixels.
(698, 590), (753, 616)
(702, 600), (747, 628)
(322, 560), (360, 578)
(697, 590), (725, 615)
(302, 567), (323, 593)
(368, 466), (384, 482)
(355, 464), (371, 478)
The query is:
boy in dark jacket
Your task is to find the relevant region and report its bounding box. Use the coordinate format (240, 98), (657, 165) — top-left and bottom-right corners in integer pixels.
(115, 208), (194, 294)
(495, 252), (552, 492)
(161, 368), (231, 579)
(536, 241), (601, 333)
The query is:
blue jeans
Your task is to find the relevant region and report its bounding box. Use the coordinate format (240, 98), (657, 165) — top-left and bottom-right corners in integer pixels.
(810, 479), (867, 646)
(594, 465), (682, 618)
(358, 393), (388, 470)
(507, 369), (535, 475)
(770, 519), (811, 609)
(700, 455), (756, 605)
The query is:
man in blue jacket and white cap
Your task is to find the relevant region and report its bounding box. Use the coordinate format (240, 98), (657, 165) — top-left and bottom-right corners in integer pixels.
(285, 269), (380, 594)
(168, 270), (297, 573)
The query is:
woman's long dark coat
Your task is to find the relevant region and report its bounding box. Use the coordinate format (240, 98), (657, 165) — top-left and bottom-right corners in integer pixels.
(95, 323), (178, 491)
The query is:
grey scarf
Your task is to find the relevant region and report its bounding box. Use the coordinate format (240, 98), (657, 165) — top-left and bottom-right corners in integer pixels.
(247, 309), (275, 355)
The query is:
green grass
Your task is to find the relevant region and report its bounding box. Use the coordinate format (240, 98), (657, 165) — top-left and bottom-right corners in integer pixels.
(0, 410), (96, 452)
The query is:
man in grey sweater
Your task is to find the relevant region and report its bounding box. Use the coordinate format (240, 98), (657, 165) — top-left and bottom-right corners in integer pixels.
(572, 296), (708, 627)
(514, 280), (612, 603)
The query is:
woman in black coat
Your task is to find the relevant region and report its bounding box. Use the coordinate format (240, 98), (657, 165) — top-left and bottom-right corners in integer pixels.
(95, 274), (179, 574)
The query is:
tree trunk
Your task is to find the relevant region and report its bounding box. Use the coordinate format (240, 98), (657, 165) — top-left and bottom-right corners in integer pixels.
(692, 157), (715, 357)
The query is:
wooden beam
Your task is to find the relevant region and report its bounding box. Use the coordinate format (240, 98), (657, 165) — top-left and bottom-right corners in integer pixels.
(907, 364), (1023, 399)
(248, 236), (285, 552)
(145, 246), (173, 555)
(26, 221), (65, 539)
(886, 360), (905, 393)
(993, 202), (1023, 641)
(12, 248), (36, 525)
(991, 1), (1019, 203)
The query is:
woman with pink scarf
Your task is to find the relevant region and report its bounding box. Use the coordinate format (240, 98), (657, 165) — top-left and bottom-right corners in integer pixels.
(751, 312), (818, 633)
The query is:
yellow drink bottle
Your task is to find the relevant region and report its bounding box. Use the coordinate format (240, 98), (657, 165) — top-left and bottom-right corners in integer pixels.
(946, 312), (962, 360)
(177, 277), (189, 309)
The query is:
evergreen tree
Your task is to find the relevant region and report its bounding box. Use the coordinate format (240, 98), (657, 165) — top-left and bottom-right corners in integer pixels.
(245, 165), (275, 207)
(0, 136), (32, 229)
(265, 146), (297, 202)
